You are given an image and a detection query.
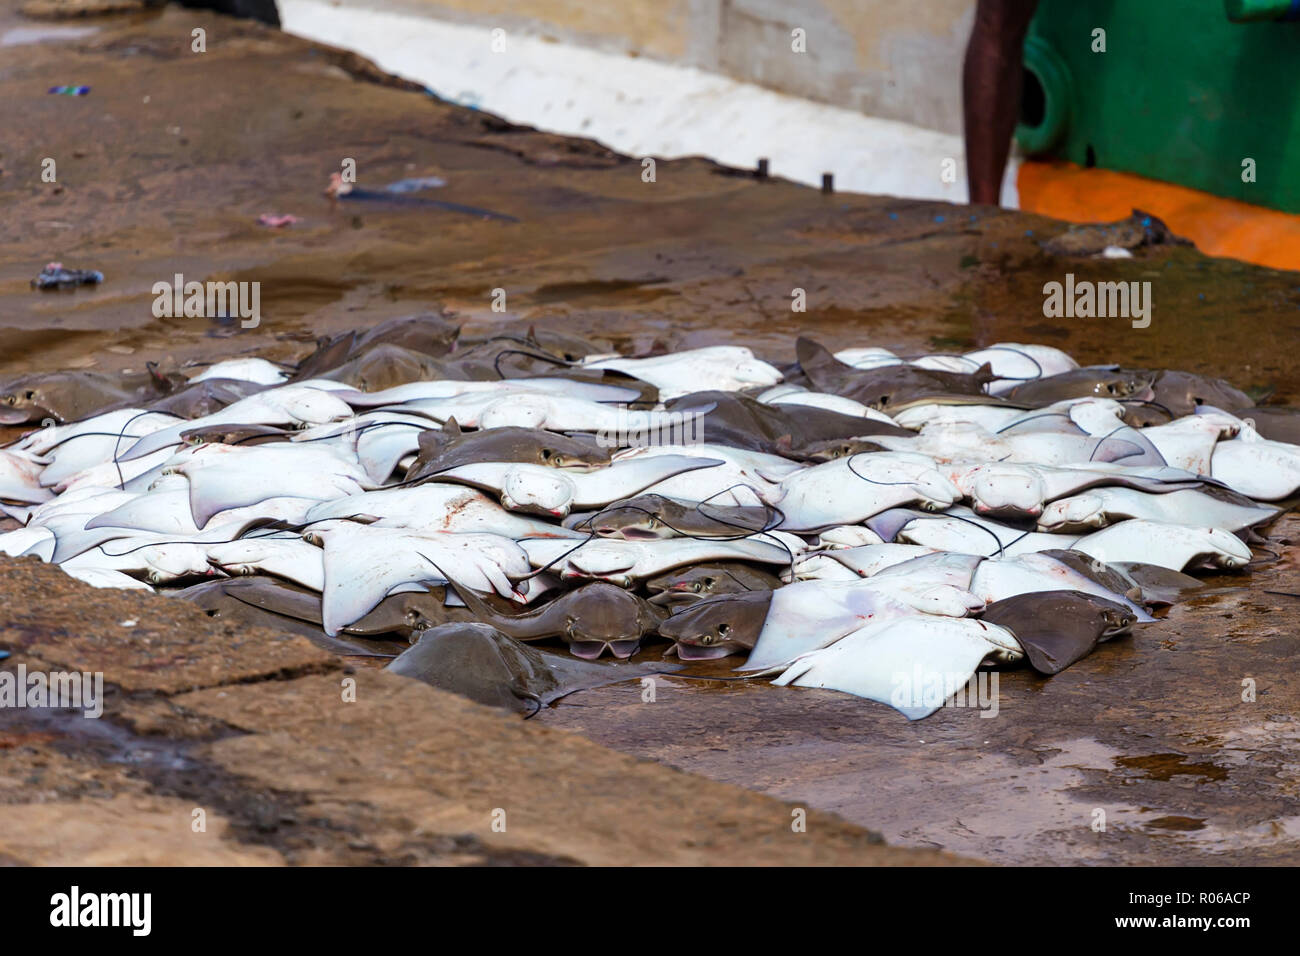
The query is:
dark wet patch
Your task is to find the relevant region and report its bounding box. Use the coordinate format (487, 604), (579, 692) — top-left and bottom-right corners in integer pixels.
(1145, 815), (1207, 831)
(1115, 753), (1230, 782)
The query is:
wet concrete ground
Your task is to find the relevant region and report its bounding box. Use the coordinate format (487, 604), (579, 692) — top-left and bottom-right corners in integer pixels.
(1, 4), (1298, 865)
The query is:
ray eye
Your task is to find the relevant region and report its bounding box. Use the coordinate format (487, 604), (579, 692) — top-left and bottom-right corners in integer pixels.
(3, 395), (13, 405)
(692, 582), (702, 592)
(700, 634), (713, 645)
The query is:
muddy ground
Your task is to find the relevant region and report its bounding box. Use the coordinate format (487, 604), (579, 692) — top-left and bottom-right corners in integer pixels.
(0, 4), (1297, 865)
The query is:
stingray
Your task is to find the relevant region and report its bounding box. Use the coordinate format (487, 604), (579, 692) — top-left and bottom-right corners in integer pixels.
(961, 343), (1079, 394)
(739, 577), (984, 675)
(385, 623), (679, 716)
(817, 526), (887, 548)
(430, 454), (724, 517)
(513, 326), (606, 363)
(1110, 562), (1204, 606)
(949, 460), (1203, 519)
(896, 509), (1079, 558)
(1136, 416), (1234, 475)
(165, 443), (375, 528)
(180, 423), (290, 447)
(520, 535), (793, 586)
(1211, 435), (1300, 500)
(86, 482), (316, 537)
(1032, 549), (1148, 600)
(316, 523), (529, 634)
(869, 550), (986, 591)
(1073, 520), (1252, 571)
(120, 385), (355, 461)
(0, 371), (143, 424)
(19, 409), (184, 487)
(978, 590), (1135, 674)
(759, 385), (892, 420)
(293, 314), (462, 380)
(1038, 487), (1278, 534)
(764, 452), (959, 531)
(663, 389), (911, 457)
(564, 494), (773, 540)
(875, 424), (1149, 469)
(581, 346), (781, 399)
(0, 525), (56, 559)
(1232, 407), (1300, 445)
(659, 590), (773, 660)
(1004, 367), (1156, 406)
(318, 344), (480, 391)
(172, 579), (405, 657)
(189, 358), (288, 385)
(0, 449), (52, 504)
(795, 337), (994, 410)
(395, 391), (712, 434)
(304, 485), (584, 539)
(60, 539), (214, 584)
(772, 616), (1022, 720)
(791, 437), (890, 463)
(645, 562), (783, 608)
(62, 566), (154, 590)
(214, 575), (477, 641)
(405, 419), (611, 484)
(969, 552), (1153, 620)
(450, 579), (663, 659)
(1149, 369), (1253, 418)
(290, 411), (436, 483)
(894, 400), (1027, 432)
(339, 377), (640, 408)
(144, 378), (269, 419)
(205, 534), (326, 591)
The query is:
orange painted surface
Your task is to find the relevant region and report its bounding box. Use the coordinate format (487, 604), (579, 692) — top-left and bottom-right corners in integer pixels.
(1017, 159), (1300, 272)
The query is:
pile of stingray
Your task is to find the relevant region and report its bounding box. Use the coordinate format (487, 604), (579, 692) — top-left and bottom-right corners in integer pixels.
(2, 314), (1296, 718)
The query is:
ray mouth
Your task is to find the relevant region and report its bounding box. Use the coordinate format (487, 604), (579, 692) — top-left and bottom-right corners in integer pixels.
(672, 642), (733, 660)
(568, 640), (608, 660)
(648, 591), (697, 609)
(607, 638), (642, 659)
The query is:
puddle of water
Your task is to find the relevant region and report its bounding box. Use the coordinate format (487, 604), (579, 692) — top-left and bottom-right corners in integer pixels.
(1114, 752), (1230, 782)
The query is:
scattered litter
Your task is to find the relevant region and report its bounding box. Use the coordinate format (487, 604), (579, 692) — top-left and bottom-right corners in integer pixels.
(323, 173), (517, 222)
(384, 176), (447, 194)
(257, 213), (300, 228)
(31, 261), (103, 290)
(1100, 245), (1135, 259)
(0, 650), (9, 661)
(47, 85), (90, 96)
(119, 619), (137, 627)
